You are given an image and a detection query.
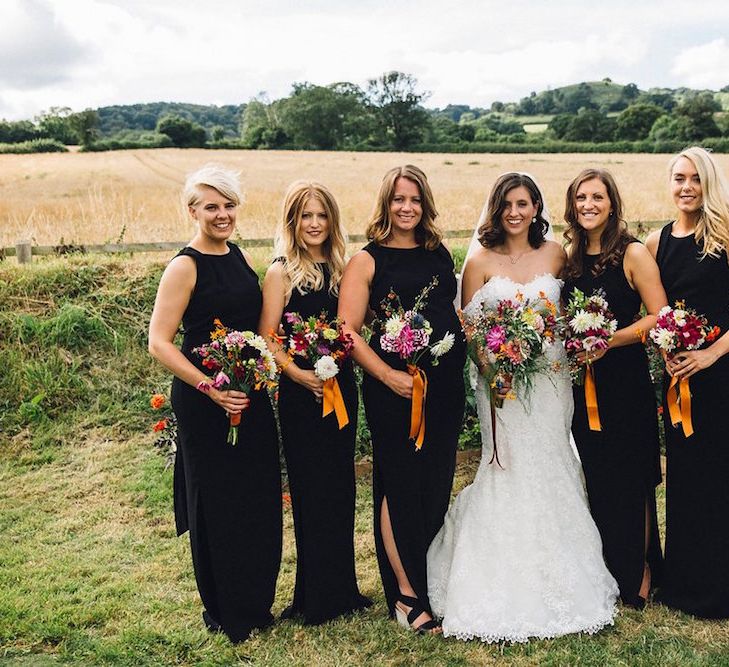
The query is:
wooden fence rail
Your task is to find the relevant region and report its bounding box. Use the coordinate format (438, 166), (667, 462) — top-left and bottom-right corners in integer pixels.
(2, 221), (663, 264)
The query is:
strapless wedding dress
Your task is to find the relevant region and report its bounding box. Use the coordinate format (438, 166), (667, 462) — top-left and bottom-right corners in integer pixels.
(427, 273), (618, 643)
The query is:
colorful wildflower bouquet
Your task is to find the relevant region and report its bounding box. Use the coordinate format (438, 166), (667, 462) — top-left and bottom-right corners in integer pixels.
(563, 287), (618, 431)
(377, 276), (456, 450)
(649, 301), (720, 437)
(462, 290), (560, 409)
(193, 319), (278, 445)
(284, 310), (354, 429)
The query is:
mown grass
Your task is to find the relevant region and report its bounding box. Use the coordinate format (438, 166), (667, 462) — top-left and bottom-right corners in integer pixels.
(2, 257), (729, 666)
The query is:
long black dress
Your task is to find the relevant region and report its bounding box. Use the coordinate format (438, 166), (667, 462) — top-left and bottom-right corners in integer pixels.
(563, 246), (663, 607)
(654, 223), (729, 618)
(361, 242), (466, 617)
(277, 260), (371, 624)
(170, 242), (282, 642)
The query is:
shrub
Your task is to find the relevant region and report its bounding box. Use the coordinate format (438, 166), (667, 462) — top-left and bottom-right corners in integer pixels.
(0, 139), (68, 154)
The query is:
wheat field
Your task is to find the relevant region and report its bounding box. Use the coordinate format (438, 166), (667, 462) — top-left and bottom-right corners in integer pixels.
(2, 149), (728, 248)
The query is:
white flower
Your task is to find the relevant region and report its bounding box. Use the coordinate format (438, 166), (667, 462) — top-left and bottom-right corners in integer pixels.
(673, 309), (686, 327)
(247, 334), (269, 354)
(590, 294), (608, 309)
(650, 328), (676, 352)
(569, 310), (592, 334)
(430, 332), (455, 358)
(314, 355), (339, 380)
(385, 315), (406, 338)
(589, 312), (606, 330)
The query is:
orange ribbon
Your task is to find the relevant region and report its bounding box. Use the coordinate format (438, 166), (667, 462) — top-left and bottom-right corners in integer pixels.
(584, 364), (602, 431)
(322, 377), (349, 430)
(667, 375), (694, 438)
(407, 364), (428, 450)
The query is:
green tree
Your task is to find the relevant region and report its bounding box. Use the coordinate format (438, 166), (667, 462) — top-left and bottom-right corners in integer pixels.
(648, 115), (693, 141)
(547, 113), (573, 139)
(367, 71), (430, 149)
(0, 120), (38, 143)
(562, 83), (597, 114)
(156, 114), (207, 147)
(562, 109), (616, 142)
(36, 107), (76, 144)
(239, 97), (289, 148)
(279, 82), (372, 149)
(615, 103), (665, 140)
(67, 109), (99, 147)
(674, 92), (721, 140)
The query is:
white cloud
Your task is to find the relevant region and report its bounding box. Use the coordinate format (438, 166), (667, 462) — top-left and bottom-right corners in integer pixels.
(671, 38), (729, 89)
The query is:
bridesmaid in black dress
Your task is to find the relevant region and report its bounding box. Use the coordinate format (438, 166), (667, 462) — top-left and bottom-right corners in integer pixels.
(339, 165), (466, 633)
(259, 181), (371, 624)
(647, 147), (729, 618)
(561, 168), (667, 607)
(149, 164), (281, 642)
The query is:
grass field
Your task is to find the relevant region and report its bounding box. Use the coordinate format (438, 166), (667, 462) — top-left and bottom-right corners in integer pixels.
(4, 149), (728, 249)
(2, 256), (729, 666)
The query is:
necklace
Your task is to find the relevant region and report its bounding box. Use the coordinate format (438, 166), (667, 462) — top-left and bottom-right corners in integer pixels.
(508, 249), (529, 264)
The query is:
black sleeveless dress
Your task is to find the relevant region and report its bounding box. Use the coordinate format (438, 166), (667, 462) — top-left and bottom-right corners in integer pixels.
(277, 260), (371, 624)
(170, 242), (282, 642)
(562, 246), (663, 607)
(655, 223), (729, 618)
(361, 242), (466, 617)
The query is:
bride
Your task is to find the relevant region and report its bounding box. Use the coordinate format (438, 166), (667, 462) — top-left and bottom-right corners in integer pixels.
(427, 172), (618, 642)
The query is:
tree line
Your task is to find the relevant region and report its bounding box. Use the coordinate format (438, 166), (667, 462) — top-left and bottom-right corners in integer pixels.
(1, 73), (728, 153)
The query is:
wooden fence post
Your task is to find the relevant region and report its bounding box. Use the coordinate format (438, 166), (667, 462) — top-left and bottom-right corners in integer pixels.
(16, 240), (32, 264)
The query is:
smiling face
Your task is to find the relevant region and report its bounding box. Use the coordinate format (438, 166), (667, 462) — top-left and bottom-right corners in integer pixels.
(298, 196), (330, 254)
(671, 156), (703, 217)
(389, 177), (423, 235)
(500, 185), (538, 237)
(574, 177), (612, 234)
(189, 185), (237, 241)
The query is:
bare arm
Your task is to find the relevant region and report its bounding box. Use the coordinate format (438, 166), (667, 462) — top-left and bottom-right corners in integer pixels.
(338, 251), (413, 399)
(148, 255), (249, 414)
(258, 262), (323, 399)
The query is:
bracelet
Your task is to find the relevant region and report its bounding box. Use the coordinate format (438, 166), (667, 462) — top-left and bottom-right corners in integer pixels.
(196, 381), (211, 393)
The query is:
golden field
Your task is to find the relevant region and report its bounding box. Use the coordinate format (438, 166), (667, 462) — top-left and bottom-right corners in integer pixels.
(2, 149), (729, 248)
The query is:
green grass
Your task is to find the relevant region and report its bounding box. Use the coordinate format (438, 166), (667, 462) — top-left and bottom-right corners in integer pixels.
(2, 256), (729, 665)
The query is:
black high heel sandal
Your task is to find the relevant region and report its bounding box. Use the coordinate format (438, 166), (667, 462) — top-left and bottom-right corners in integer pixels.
(394, 594), (441, 634)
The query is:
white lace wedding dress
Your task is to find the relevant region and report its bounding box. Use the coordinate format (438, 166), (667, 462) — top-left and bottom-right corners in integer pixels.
(427, 274), (619, 643)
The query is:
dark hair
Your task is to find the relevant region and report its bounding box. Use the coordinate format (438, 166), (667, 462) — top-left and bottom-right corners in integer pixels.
(562, 168), (635, 280)
(477, 173), (549, 249)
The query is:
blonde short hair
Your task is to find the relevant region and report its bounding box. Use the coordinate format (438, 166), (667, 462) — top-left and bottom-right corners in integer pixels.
(183, 163), (242, 207)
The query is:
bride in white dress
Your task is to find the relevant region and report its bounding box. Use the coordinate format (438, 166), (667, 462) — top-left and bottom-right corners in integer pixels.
(427, 172), (618, 642)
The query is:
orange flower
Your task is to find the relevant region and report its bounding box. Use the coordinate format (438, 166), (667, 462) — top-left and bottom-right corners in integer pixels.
(152, 418), (168, 432)
(150, 394), (165, 410)
(282, 492), (292, 508)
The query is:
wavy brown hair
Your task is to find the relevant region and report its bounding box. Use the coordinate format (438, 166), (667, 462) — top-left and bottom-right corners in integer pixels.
(562, 168), (636, 280)
(365, 165), (442, 250)
(477, 173), (549, 249)
(274, 181), (347, 298)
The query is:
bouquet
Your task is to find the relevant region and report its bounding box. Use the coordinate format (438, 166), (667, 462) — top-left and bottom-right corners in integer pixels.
(284, 310), (354, 429)
(376, 276), (456, 449)
(649, 301), (720, 437)
(462, 289), (560, 409)
(563, 287), (618, 383)
(563, 287), (618, 431)
(193, 319), (278, 445)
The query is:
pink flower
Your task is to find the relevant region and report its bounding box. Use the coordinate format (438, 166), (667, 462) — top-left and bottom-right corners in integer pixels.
(212, 372), (231, 388)
(486, 325), (506, 352)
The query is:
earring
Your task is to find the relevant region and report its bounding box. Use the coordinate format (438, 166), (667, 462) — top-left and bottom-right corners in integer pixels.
(531, 216), (537, 224)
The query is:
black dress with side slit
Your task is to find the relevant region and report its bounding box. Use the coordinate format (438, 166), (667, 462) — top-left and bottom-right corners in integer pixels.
(562, 245), (663, 607)
(361, 242), (466, 617)
(170, 242), (282, 642)
(654, 223), (729, 619)
(277, 260), (371, 624)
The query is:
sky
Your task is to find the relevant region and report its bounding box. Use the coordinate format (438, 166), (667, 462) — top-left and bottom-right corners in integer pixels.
(1, 0), (729, 121)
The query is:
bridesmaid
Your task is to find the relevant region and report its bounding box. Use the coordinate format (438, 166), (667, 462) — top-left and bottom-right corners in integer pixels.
(562, 168), (667, 608)
(646, 147), (729, 618)
(258, 181), (372, 624)
(338, 165), (466, 633)
(148, 164), (282, 642)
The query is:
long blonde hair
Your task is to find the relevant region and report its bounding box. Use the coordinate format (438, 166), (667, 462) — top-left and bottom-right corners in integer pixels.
(365, 165), (442, 250)
(275, 181), (347, 298)
(670, 146), (729, 260)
